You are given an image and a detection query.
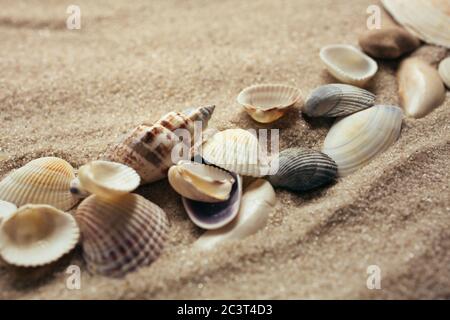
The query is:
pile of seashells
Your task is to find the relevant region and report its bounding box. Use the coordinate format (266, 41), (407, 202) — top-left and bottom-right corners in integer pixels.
(0, 0), (449, 278)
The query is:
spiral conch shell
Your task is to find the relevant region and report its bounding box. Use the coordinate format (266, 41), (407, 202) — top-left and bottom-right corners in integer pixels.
(103, 106), (215, 185)
(0, 204), (79, 267)
(76, 193), (169, 277)
(0, 157), (78, 211)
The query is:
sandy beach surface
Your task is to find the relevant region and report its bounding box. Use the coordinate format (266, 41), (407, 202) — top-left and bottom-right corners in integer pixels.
(0, 0), (449, 299)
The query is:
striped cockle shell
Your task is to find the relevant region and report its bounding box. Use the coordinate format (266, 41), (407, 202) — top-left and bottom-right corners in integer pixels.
(237, 84), (302, 123)
(303, 84), (375, 117)
(268, 148), (337, 192)
(0, 204), (79, 267)
(194, 179), (276, 250)
(438, 57), (450, 88)
(103, 105), (215, 185)
(0, 157), (78, 211)
(0, 200), (17, 223)
(76, 193), (169, 277)
(201, 129), (271, 177)
(320, 45), (378, 87)
(322, 105), (403, 177)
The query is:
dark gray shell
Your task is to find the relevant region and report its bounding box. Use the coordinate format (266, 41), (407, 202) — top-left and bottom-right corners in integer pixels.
(302, 84), (375, 117)
(268, 148), (337, 192)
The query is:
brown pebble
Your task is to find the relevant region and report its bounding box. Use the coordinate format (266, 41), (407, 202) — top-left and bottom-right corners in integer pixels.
(359, 27), (421, 59)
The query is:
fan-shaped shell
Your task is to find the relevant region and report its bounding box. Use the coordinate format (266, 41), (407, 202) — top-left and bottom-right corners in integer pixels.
(194, 179), (275, 250)
(76, 193), (169, 277)
(237, 84), (302, 123)
(182, 172), (242, 230)
(202, 129), (271, 177)
(322, 105), (403, 177)
(303, 84), (375, 117)
(381, 0), (450, 48)
(168, 161), (235, 203)
(0, 204), (79, 267)
(0, 200), (17, 223)
(320, 45), (378, 87)
(268, 148), (337, 192)
(0, 157), (78, 211)
(439, 57), (450, 88)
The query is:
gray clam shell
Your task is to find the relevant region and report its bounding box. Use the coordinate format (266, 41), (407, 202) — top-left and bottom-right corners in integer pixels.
(268, 148), (337, 192)
(303, 84), (375, 117)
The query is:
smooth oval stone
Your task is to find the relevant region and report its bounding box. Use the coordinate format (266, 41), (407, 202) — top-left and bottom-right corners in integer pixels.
(359, 27), (421, 59)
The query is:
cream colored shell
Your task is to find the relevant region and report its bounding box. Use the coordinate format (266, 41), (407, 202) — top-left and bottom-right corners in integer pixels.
(0, 204), (79, 267)
(0, 200), (17, 223)
(438, 57), (450, 88)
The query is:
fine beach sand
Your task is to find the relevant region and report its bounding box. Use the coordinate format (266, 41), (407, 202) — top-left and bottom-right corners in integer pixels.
(0, 0), (449, 299)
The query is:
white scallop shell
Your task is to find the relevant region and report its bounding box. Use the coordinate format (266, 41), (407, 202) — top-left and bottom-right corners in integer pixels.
(237, 84), (302, 123)
(0, 200), (17, 223)
(77, 160), (140, 199)
(320, 45), (378, 87)
(76, 193), (169, 277)
(0, 157), (78, 211)
(168, 160), (235, 203)
(381, 0), (450, 48)
(202, 129), (271, 177)
(438, 57), (450, 88)
(0, 204), (79, 267)
(322, 105), (403, 177)
(194, 179), (275, 250)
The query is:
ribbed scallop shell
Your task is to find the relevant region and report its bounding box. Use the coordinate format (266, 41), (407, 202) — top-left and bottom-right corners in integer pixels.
(237, 84), (302, 123)
(303, 84), (375, 117)
(438, 57), (450, 88)
(168, 160), (235, 203)
(202, 129), (271, 177)
(0, 157), (78, 211)
(0, 200), (17, 222)
(268, 148), (337, 192)
(103, 106), (215, 185)
(77, 160), (140, 198)
(381, 0), (450, 48)
(0, 204), (79, 267)
(322, 105), (403, 177)
(320, 45), (378, 87)
(76, 193), (169, 277)
(182, 172), (242, 230)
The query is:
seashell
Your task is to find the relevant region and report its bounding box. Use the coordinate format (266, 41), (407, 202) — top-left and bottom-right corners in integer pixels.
(0, 204), (79, 267)
(398, 57), (446, 118)
(0, 200), (17, 223)
(103, 105), (215, 185)
(320, 44), (378, 87)
(69, 177), (91, 199)
(182, 172), (242, 230)
(237, 84), (302, 123)
(302, 84), (375, 117)
(76, 193), (169, 277)
(194, 179), (276, 250)
(168, 160), (235, 203)
(438, 57), (450, 88)
(268, 148), (337, 192)
(0, 157), (78, 211)
(322, 105), (403, 177)
(381, 0), (450, 48)
(201, 129), (271, 177)
(76, 160), (140, 199)
(358, 27), (421, 59)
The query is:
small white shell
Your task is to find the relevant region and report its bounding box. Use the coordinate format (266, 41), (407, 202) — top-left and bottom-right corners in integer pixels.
(202, 129), (271, 177)
(194, 179), (276, 250)
(77, 160), (140, 198)
(168, 161), (235, 203)
(438, 57), (450, 88)
(0, 200), (17, 223)
(0, 204), (79, 267)
(237, 84), (302, 123)
(320, 45), (378, 87)
(0, 157), (78, 211)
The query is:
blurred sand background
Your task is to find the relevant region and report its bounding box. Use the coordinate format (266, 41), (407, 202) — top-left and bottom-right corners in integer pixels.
(0, 0), (449, 299)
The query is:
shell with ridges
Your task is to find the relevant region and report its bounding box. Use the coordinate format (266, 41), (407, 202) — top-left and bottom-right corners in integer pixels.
(268, 148), (337, 192)
(320, 45), (378, 87)
(438, 57), (450, 88)
(76, 193), (169, 277)
(168, 160), (235, 203)
(303, 84), (375, 117)
(237, 84), (302, 123)
(0, 204), (79, 267)
(0, 200), (17, 223)
(0, 157), (78, 211)
(322, 105), (403, 177)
